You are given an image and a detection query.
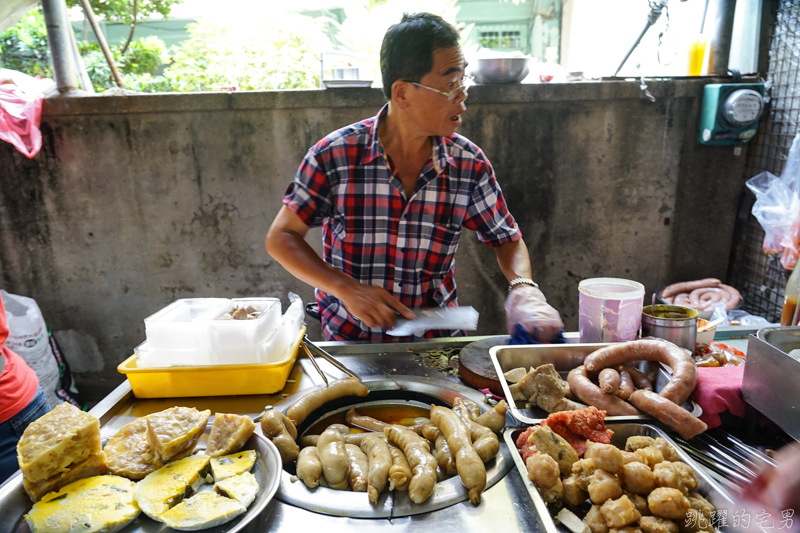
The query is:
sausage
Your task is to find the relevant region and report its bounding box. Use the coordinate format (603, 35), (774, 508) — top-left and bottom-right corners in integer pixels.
(260, 410), (299, 465)
(660, 279), (720, 298)
(430, 405), (486, 505)
(287, 377), (369, 426)
(584, 340), (696, 406)
(567, 366), (642, 416)
(317, 428), (351, 490)
(599, 368), (621, 395)
(471, 400), (509, 434)
(299, 432), (368, 448)
(360, 433), (391, 503)
(628, 390), (707, 440)
(296, 446), (323, 488)
(452, 397), (500, 462)
(346, 407), (387, 433)
(387, 443), (411, 492)
(615, 369), (635, 401)
(620, 365), (653, 391)
(384, 425), (437, 503)
(344, 443), (369, 492)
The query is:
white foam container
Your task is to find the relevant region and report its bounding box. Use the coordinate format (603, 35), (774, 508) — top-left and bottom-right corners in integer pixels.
(206, 298), (281, 364)
(134, 340), (212, 367)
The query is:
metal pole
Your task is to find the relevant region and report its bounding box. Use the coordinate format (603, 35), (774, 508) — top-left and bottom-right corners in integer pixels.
(78, 0), (125, 88)
(40, 0), (78, 93)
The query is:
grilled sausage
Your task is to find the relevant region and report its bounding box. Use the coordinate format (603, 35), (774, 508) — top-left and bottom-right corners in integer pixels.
(584, 340), (696, 406)
(615, 369), (635, 401)
(599, 368), (621, 395)
(628, 390), (707, 440)
(567, 366), (642, 416)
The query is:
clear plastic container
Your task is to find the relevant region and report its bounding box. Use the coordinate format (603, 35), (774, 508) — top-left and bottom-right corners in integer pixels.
(144, 298), (230, 351)
(578, 278), (645, 343)
(134, 340), (212, 368)
(208, 298), (280, 346)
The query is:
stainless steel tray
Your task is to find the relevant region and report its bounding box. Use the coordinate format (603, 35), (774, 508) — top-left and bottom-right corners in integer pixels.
(489, 343), (702, 425)
(0, 424), (282, 533)
(503, 422), (736, 533)
(743, 330), (800, 441)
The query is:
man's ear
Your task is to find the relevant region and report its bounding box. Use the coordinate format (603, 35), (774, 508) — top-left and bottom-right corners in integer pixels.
(391, 80), (411, 109)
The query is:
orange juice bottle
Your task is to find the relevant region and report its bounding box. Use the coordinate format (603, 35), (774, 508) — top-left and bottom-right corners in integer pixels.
(688, 36), (708, 76)
(781, 266), (800, 326)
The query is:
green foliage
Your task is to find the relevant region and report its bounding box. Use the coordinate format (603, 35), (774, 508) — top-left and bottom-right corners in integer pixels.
(76, 37), (169, 92)
(0, 8), (51, 78)
(65, 0), (183, 25)
(162, 14), (330, 92)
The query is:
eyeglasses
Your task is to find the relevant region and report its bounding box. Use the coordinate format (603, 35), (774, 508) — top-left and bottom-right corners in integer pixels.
(407, 76), (473, 102)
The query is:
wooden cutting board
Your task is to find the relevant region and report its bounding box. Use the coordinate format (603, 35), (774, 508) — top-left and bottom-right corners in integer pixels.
(457, 336), (510, 396)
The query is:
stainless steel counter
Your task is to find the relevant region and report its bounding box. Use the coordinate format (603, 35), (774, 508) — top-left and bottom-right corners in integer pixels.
(1, 336), (546, 533)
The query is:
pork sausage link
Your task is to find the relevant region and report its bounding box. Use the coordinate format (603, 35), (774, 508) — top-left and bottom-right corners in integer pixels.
(660, 279), (720, 298)
(615, 369), (635, 401)
(566, 366), (642, 416)
(346, 407), (387, 432)
(620, 365), (653, 391)
(629, 390), (707, 440)
(584, 340), (695, 405)
(599, 368), (621, 394)
(287, 377), (369, 426)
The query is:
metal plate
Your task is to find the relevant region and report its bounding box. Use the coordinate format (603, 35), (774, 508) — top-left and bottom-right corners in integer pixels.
(504, 422), (736, 533)
(489, 343), (703, 425)
(0, 424), (281, 533)
(274, 377), (514, 518)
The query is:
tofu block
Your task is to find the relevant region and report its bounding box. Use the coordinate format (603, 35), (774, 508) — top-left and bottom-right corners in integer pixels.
(23, 451), (109, 503)
(17, 403), (101, 483)
(24, 475), (139, 533)
(146, 407), (210, 462)
(159, 491), (246, 530)
(214, 471), (259, 507)
(135, 455), (211, 519)
(206, 413), (256, 457)
(210, 449), (257, 481)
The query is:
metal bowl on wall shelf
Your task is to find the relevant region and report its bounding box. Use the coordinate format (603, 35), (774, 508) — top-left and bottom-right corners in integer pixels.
(472, 57), (532, 84)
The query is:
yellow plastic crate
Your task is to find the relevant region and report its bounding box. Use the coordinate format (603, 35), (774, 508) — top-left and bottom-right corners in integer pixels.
(118, 327), (305, 398)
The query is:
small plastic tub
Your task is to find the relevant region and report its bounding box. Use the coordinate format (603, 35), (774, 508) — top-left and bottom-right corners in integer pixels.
(119, 327), (305, 398)
(206, 298), (281, 364)
(144, 298), (229, 351)
(134, 341), (211, 368)
(578, 278), (645, 343)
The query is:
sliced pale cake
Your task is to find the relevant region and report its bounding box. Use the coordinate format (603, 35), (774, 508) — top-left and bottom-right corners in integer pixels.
(24, 475), (139, 533)
(205, 413), (256, 457)
(210, 449), (257, 481)
(159, 491), (246, 530)
(17, 403), (101, 484)
(146, 407), (210, 462)
(134, 454), (211, 520)
(214, 471), (259, 507)
(104, 417), (164, 480)
(23, 451), (109, 502)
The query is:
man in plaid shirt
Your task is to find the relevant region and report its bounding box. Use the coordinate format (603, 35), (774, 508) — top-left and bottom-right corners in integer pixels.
(267, 13), (562, 341)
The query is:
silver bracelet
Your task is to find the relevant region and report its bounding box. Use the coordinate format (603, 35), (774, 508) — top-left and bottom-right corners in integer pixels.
(508, 277), (538, 293)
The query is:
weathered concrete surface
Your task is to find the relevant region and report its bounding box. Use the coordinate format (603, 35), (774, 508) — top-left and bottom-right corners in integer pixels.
(0, 80), (747, 402)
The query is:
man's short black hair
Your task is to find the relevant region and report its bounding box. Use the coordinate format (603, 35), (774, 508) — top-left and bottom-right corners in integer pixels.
(380, 13), (461, 100)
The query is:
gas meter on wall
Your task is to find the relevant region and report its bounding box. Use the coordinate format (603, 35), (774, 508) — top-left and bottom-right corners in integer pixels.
(697, 83), (765, 146)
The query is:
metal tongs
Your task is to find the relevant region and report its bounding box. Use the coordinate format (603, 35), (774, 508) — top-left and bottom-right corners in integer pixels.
(301, 335), (361, 384)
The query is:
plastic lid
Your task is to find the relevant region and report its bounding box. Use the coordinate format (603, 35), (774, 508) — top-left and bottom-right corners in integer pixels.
(578, 278), (645, 299)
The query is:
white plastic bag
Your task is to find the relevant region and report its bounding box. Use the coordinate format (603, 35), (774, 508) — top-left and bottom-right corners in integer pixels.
(387, 306), (479, 337)
(1, 291), (62, 408)
(746, 132), (800, 269)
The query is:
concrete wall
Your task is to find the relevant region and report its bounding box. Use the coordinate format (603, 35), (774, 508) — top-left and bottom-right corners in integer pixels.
(0, 80), (747, 402)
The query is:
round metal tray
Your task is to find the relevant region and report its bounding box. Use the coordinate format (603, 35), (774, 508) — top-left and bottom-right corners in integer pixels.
(273, 377), (514, 518)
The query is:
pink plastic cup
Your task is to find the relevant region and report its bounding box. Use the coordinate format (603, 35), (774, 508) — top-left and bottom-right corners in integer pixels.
(578, 278), (645, 343)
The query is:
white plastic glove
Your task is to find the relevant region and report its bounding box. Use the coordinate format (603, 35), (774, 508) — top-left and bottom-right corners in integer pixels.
(504, 284), (564, 342)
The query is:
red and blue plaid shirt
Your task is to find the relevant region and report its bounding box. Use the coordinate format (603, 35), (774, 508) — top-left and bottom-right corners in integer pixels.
(283, 105), (521, 341)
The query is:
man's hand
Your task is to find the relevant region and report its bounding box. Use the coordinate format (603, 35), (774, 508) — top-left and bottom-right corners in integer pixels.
(504, 284), (563, 342)
(338, 283), (415, 329)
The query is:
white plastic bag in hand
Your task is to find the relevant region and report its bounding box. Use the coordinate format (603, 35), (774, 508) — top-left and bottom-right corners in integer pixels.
(504, 285), (564, 342)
